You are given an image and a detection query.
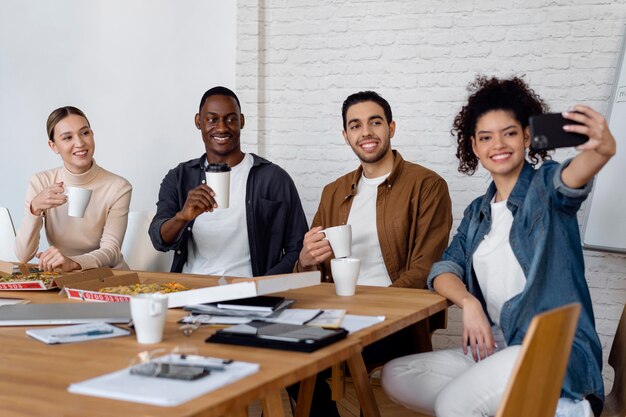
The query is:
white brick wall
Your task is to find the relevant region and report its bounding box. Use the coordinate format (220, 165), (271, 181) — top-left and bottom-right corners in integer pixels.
(238, 0), (626, 389)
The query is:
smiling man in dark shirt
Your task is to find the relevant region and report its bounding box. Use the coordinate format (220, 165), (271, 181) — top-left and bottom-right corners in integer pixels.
(149, 86), (307, 276)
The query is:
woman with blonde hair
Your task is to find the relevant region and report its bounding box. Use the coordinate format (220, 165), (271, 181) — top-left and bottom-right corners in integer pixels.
(15, 106), (132, 271)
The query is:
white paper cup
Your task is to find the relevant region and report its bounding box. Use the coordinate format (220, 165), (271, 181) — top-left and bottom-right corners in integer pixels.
(130, 294), (168, 344)
(65, 187), (92, 218)
(331, 257), (360, 296)
(205, 165), (231, 209)
(320, 224), (352, 258)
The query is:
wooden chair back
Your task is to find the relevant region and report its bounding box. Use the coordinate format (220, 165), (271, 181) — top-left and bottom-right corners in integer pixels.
(496, 303), (581, 417)
(602, 303), (626, 417)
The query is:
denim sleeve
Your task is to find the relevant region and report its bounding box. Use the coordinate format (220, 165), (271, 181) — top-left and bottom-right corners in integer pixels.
(149, 168), (185, 252)
(427, 204), (472, 291)
(550, 158), (593, 215)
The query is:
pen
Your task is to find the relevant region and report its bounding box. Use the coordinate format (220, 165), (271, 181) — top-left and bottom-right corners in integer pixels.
(50, 329), (114, 338)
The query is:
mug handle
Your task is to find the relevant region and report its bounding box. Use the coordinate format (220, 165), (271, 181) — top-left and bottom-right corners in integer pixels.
(150, 299), (164, 316)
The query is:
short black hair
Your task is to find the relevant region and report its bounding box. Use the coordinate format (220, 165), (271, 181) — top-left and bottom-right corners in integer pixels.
(198, 86), (241, 113)
(342, 91), (392, 129)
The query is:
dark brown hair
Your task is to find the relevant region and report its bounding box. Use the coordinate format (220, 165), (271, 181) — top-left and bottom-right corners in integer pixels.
(452, 76), (550, 175)
(46, 106), (90, 141)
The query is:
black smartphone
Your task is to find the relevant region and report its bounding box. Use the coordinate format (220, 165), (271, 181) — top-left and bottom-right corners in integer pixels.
(529, 113), (589, 150)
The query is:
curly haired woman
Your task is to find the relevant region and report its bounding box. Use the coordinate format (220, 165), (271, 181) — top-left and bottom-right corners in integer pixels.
(381, 76), (616, 417)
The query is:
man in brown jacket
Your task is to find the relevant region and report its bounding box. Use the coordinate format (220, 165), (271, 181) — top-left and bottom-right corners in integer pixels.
(298, 90), (452, 291)
(292, 91), (453, 416)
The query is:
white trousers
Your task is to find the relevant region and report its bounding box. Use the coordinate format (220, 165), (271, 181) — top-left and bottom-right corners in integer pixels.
(381, 347), (593, 417)
(381, 347), (521, 417)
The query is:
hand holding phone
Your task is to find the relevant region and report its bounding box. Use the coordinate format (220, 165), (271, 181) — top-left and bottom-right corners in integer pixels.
(529, 113), (589, 150)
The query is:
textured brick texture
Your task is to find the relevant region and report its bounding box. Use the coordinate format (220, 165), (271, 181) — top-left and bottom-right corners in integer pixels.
(237, 0), (626, 388)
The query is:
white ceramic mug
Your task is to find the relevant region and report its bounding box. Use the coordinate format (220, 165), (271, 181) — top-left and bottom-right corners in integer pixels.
(205, 163), (231, 209)
(320, 224), (352, 258)
(130, 293), (168, 344)
(65, 187), (92, 218)
(331, 257), (360, 296)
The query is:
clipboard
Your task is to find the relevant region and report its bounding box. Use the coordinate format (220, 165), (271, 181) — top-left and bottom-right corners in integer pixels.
(206, 321), (348, 352)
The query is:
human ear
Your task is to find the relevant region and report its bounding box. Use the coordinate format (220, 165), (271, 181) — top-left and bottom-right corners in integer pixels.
(194, 113), (201, 130)
(471, 136), (478, 156)
(342, 130), (349, 146)
(389, 120), (396, 139)
(523, 126), (531, 148)
(240, 113), (245, 130)
(48, 140), (59, 154)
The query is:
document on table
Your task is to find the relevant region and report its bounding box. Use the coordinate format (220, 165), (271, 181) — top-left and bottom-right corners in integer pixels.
(26, 323), (130, 344)
(68, 354), (260, 407)
(341, 314), (385, 334)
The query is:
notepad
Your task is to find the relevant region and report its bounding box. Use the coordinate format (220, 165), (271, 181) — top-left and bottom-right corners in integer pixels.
(26, 323), (131, 344)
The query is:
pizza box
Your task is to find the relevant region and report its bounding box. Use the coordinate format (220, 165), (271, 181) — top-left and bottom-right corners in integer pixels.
(55, 268), (143, 303)
(56, 269), (321, 308)
(165, 270), (322, 308)
(0, 261), (59, 290)
(224, 271), (321, 295)
(56, 268), (258, 307)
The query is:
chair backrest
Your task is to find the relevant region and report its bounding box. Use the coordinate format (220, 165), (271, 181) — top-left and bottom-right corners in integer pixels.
(121, 211), (173, 272)
(602, 303), (626, 417)
(0, 207), (18, 262)
(496, 303), (581, 417)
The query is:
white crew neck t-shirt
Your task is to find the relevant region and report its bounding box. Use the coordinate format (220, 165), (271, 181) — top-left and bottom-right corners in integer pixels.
(182, 153), (254, 277)
(346, 172), (392, 287)
(472, 199), (526, 326)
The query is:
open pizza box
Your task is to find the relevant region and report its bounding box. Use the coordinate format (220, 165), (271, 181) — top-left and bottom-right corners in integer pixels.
(55, 268), (321, 309)
(0, 261), (59, 290)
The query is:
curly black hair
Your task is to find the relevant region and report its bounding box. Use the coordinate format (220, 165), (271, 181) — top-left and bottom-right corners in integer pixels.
(452, 75), (551, 175)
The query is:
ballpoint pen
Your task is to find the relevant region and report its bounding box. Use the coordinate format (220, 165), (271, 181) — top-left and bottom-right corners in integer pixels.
(50, 328), (115, 339)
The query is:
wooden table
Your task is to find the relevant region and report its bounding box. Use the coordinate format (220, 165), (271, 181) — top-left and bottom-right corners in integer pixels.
(0, 272), (447, 417)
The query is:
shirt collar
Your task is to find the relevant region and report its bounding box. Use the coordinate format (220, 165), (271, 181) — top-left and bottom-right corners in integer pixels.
(349, 149), (404, 194)
(480, 161), (534, 216)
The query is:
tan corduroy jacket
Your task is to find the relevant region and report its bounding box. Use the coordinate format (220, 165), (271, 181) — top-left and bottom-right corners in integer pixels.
(299, 150), (452, 289)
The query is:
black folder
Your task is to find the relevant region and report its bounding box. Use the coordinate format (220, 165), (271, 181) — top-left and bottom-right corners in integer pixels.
(206, 321), (348, 352)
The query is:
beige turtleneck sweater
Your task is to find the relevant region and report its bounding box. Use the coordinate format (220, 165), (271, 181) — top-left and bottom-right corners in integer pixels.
(14, 162), (132, 270)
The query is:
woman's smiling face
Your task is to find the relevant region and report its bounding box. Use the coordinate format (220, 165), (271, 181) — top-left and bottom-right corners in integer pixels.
(48, 114), (95, 174)
(472, 109), (530, 181)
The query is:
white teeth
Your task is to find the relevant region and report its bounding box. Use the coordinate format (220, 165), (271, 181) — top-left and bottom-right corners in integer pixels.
(361, 142), (377, 151)
(492, 153), (510, 161)
(74, 151), (87, 156)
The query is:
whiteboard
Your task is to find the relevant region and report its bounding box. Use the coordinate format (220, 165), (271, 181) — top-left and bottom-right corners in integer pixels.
(582, 27), (626, 253)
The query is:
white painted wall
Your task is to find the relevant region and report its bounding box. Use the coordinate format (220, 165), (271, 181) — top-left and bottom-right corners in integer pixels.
(237, 0), (626, 388)
(0, 0), (237, 247)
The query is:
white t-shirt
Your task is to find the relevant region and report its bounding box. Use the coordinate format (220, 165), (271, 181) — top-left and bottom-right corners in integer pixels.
(346, 173), (392, 287)
(472, 199), (526, 326)
(182, 153), (254, 277)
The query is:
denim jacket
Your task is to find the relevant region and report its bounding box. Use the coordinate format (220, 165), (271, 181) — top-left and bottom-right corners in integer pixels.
(428, 160), (604, 413)
(149, 153), (308, 276)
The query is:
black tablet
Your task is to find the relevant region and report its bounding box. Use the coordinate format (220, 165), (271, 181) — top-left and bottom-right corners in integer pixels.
(206, 321), (348, 352)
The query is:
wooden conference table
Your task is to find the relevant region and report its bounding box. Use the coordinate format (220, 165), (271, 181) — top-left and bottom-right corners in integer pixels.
(0, 271), (447, 417)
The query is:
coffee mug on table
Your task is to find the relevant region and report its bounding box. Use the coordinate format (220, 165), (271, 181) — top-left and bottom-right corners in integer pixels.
(319, 224), (352, 258)
(205, 163), (231, 209)
(331, 257), (361, 296)
(65, 186), (92, 218)
(130, 293), (168, 344)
